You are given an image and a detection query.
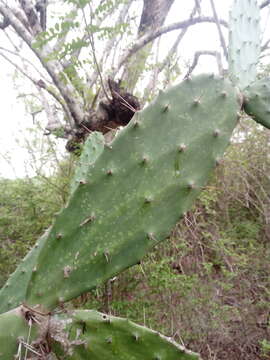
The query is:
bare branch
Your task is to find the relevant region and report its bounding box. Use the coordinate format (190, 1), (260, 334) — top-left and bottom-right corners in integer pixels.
(158, 2), (200, 75)
(35, 0), (47, 31)
(81, 4), (109, 102)
(184, 50), (223, 78)
(88, 0), (133, 88)
(260, 0), (270, 9)
(0, 46), (52, 83)
(261, 38), (270, 52)
(0, 16), (9, 29)
(209, 0), (228, 59)
(114, 16), (228, 75)
(144, 2), (201, 100)
(0, 51), (60, 104)
(18, 0), (42, 35)
(0, 2), (85, 125)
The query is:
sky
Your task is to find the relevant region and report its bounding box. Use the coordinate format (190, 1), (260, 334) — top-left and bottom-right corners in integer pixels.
(0, 0), (265, 179)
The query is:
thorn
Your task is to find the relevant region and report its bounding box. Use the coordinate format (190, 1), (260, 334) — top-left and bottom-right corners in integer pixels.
(178, 144), (186, 152)
(213, 129), (220, 137)
(56, 233), (63, 240)
(141, 155), (149, 164)
(63, 265), (72, 279)
(133, 120), (140, 128)
(162, 104), (170, 113)
(79, 179), (87, 185)
(215, 158), (222, 166)
(147, 232), (155, 241)
(104, 250), (110, 263)
(193, 98), (201, 106)
(144, 196), (153, 204)
(187, 181), (195, 190)
(80, 214), (96, 227)
(106, 337), (112, 344)
(105, 144), (113, 150)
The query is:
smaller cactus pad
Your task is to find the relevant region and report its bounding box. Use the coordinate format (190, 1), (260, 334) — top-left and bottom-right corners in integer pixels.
(51, 310), (201, 359)
(243, 77), (270, 129)
(228, 0), (261, 89)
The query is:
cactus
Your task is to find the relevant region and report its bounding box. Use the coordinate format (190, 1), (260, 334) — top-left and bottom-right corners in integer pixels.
(0, 74), (240, 315)
(228, 0), (261, 89)
(0, 0), (269, 358)
(243, 77), (270, 129)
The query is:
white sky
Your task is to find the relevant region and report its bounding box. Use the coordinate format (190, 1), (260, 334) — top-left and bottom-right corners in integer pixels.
(1, 0), (267, 178)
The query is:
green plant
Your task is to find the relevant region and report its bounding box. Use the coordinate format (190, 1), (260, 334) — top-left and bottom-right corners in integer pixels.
(0, 0), (269, 358)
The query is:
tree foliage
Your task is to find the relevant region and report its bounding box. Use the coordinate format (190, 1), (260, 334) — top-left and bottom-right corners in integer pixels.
(0, 0), (260, 151)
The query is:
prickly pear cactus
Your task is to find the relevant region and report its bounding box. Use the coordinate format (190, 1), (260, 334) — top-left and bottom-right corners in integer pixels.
(228, 0), (261, 89)
(0, 74), (241, 314)
(243, 77), (270, 129)
(1, 2), (266, 358)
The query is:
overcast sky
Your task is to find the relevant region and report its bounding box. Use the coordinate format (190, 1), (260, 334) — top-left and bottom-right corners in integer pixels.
(0, 0), (261, 179)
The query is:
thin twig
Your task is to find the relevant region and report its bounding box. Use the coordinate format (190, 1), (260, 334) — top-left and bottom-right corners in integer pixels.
(114, 16), (228, 76)
(81, 4), (110, 101)
(209, 0), (228, 59)
(184, 50), (223, 78)
(0, 45), (52, 82)
(261, 0), (270, 9)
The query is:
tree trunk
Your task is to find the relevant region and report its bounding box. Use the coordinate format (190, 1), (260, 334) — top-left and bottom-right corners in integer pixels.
(122, 0), (175, 92)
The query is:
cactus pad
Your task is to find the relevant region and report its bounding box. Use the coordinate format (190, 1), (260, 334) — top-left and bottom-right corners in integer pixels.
(228, 0), (261, 89)
(0, 307), (200, 359)
(51, 310), (201, 359)
(243, 77), (270, 129)
(0, 75), (241, 312)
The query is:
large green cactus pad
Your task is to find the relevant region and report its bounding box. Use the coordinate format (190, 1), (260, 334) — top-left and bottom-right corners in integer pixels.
(228, 0), (261, 89)
(51, 310), (200, 359)
(0, 134), (103, 315)
(243, 77), (270, 129)
(0, 74), (241, 312)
